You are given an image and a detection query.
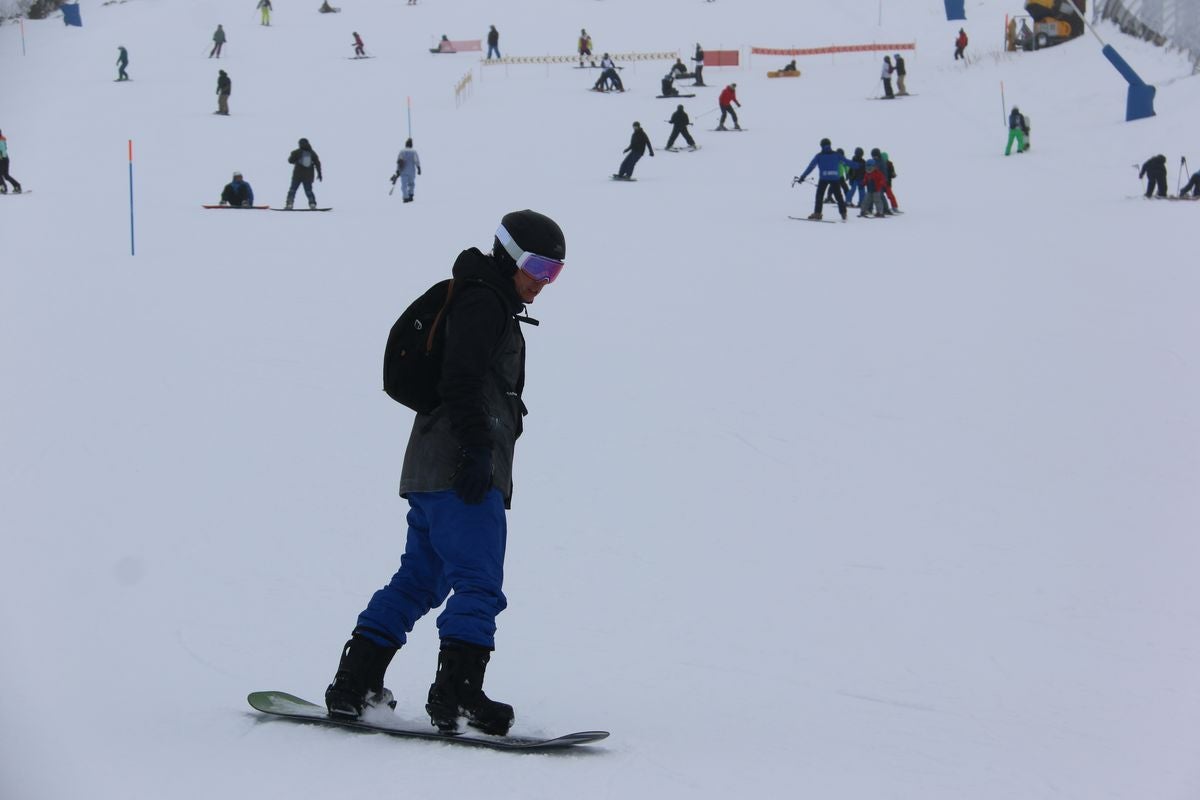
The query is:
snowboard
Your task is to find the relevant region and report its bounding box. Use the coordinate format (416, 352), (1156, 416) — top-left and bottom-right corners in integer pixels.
(664, 146), (701, 152)
(272, 207), (333, 212)
(0, 190), (31, 195)
(247, 691), (609, 752)
(711, 127), (747, 132)
(610, 174), (636, 181)
(656, 94), (696, 98)
(202, 204), (269, 209)
(347, 55), (375, 59)
(788, 215), (839, 224)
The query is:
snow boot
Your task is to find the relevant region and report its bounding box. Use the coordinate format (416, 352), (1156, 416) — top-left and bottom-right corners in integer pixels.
(324, 633), (397, 718)
(308, 200), (317, 210)
(807, 212), (822, 221)
(426, 640), (514, 736)
(285, 200), (293, 210)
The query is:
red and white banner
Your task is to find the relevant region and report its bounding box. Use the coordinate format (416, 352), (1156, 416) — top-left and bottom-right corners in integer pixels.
(752, 43), (915, 57)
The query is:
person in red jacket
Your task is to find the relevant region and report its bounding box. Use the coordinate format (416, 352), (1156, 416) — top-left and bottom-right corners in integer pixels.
(352, 32), (365, 57)
(717, 83), (741, 130)
(858, 160), (888, 217)
(954, 28), (968, 60)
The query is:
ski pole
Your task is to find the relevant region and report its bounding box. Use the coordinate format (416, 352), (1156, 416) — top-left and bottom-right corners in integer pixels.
(1180, 156), (1188, 195)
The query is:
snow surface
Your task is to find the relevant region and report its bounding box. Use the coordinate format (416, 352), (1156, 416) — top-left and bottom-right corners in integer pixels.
(2, 0), (1198, 797)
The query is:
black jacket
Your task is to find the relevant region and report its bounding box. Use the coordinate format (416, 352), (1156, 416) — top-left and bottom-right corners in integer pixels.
(487, 28), (499, 46)
(288, 146), (322, 181)
(1140, 155), (1167, 180)
(399, 248), (528, 507)
(625, 128), (653, 157)
(217, 73), (231, 95)
(669, 109), (691, 129)
(894, 55), (906, 76)
(1009, 108), (1027, 131)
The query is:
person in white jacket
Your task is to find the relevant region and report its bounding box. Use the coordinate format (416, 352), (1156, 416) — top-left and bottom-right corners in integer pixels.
(880, 56), (895, 99)
(392, 139), (422, 203)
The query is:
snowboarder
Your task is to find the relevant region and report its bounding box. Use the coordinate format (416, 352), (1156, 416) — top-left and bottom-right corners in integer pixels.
(1139, 154), (1168, 198)
(1181, 168), (1200, 197)
(486, 25), (500, 60)
(796, 138), (852, 220)
(880, 56), (895, 99)
(257, 0), (272, 26)
(780, 59), (798, 73)
(578, 29), (593, 66)
(210, 24), (226, 58)
(954, 28), (968, 60)
(391, 138), (421, 202)
(717, 83), (741, 130)
(323, 209), (567, 738)
(215, 69), (231, 115)
(431, 35), (452, 54)
(859, 160), (889, 217)
(285, 137), (322, 210)
(616, 121), (653, 179)
(115, 46), (130, 81)
(692, 43), (706, 86)
(352, 31), (365, 57)
(220, 171), (255, 207)
(670, 58), (689, 78)
(894, 53), (908, 95)
(660, 71), (680, 98)
(593, 54), (623, 92)
(1005, 106), (1029, 155)
(0, 129), (23, 194)
(318, 1), (341, 12)
(665, 105), (697, 150)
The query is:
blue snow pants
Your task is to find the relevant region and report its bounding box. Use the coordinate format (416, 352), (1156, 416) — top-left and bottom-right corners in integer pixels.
(355, 489), (508, 650)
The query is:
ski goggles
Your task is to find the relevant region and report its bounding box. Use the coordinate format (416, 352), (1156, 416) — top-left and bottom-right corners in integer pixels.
(496, 224), (565, 284)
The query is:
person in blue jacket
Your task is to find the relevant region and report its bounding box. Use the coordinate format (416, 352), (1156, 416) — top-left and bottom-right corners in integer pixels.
(220, 171), (255, 207)
(795, 137), (853, 220)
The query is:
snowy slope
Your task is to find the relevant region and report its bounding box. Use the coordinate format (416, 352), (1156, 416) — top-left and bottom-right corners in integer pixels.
(2, 1), (1198, 798)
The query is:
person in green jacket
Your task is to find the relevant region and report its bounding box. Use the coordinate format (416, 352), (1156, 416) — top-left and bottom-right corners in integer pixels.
(257, 0), (272, 26)
(116, 46), (130, 81)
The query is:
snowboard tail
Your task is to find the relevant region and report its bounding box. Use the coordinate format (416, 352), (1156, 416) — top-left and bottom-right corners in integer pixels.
(247, 691), (608, 752)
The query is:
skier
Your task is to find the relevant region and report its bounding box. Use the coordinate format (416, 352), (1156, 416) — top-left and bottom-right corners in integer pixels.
(844, 147), (867, 207)
(486, 25), (500, 60)
(717, 83), (741, 130)
(593, 54), (623, 92)
(954, 28), (968, 60)
(616, 121), (653, 180)
(1005, 106), (1029, 155)
(880, 56), (895, 99)
(324, 209), (567, 737)
(352, 32), (365, 57)
(391, 138), (422, 203)
(220, 171), (255, 207)
(1181, 168), (1200, 197)
(115, 46), (130, 81)
(210, 24), (226, 58)
(285, 137), (322, 210)
(859, 160), (889, 217)
(823, 148), (851, 204)
(692, 43), (706, 86)
(665, 105), (697, 151)
(215, 69), (231, 115)
(0, 129), (23, 194)
(1139, 154), (1168, 198)
(257, 0), (272, 26)
(796, 138), (852, 221)
(894, 53), (908, 95)
(660, 71), (680, 98)
(578, 29), (593, 66)
(870, 147), (899, 213)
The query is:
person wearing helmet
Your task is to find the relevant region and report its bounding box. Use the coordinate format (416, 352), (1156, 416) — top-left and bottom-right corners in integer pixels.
(285, 137), (322, 210)
(324, 210), (567, 738)
(1139, 154), (1168, 198)
(859, 159), (889, 218)
(615, 121), (653, 179)
(665, 105), (697, 151)
(880, 56), (895, 99)
(795, 137), (853, 220)
(219, 171), (254, 206)
(391, 138), (422, 202)
(115, 46), (130, 81)
(1005, 106), (1029, 156)
(215, 69), (232, 115)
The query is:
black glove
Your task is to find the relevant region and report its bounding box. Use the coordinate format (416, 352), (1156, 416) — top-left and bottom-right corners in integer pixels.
(390, 172), (399, 183)
(452, 446), (493, 504)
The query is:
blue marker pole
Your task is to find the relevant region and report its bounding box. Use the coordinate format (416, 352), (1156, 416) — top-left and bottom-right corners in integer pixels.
(128, 140), (136, 256)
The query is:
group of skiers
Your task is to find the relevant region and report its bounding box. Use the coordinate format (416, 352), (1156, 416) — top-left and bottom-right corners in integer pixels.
(1139, 154), (1200, 199)
(879, 53), (908, 99)
(795, 139), (900, 221)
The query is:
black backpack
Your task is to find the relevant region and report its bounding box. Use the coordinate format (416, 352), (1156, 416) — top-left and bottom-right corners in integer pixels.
(382, 278), (512, 413)
(382, 279), (460, 413)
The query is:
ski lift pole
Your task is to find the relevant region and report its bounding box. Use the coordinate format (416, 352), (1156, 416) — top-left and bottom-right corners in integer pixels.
(20, 18), (26, 56)
(128, 140), (136, 256)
